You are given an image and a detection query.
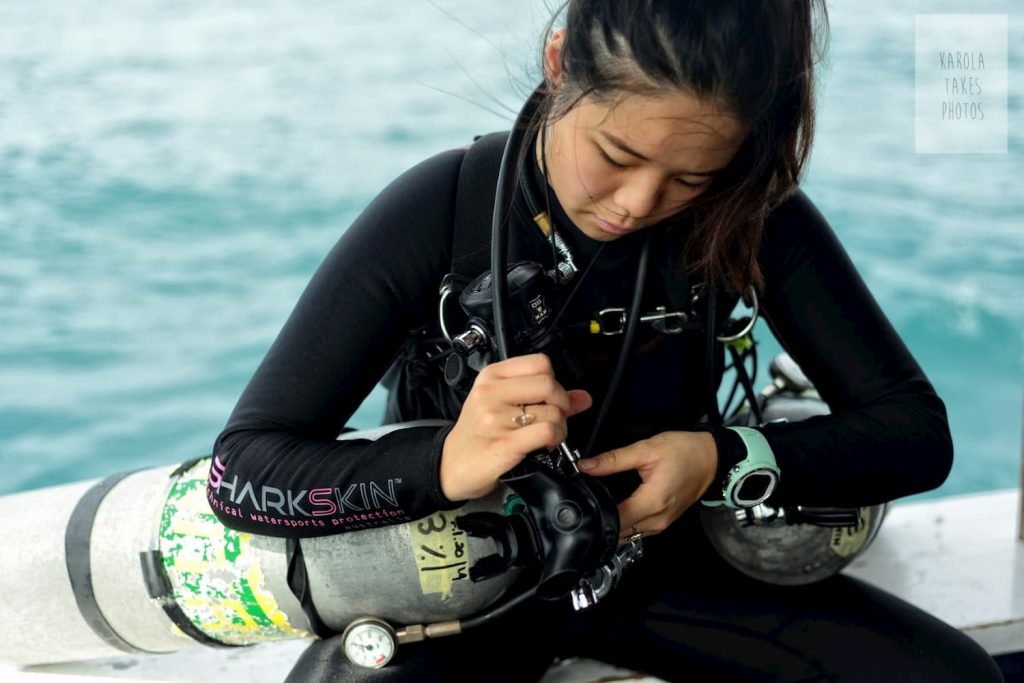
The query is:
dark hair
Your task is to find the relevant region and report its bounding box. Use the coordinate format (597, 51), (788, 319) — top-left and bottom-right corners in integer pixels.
(529, 0), (829, 297)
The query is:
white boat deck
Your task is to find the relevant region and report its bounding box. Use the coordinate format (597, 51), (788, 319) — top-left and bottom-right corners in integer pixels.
(844, 488), (1023, 656)
(3, 489), (1021, 683)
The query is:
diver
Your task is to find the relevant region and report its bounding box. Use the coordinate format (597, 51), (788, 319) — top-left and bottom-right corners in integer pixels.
(207, 1), (1004, 681)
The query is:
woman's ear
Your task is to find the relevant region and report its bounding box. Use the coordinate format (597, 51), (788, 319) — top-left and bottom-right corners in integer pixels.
(544, 28), (566, 88)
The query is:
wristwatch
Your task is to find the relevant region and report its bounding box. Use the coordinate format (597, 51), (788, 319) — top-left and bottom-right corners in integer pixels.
(701, 426), (780, 509)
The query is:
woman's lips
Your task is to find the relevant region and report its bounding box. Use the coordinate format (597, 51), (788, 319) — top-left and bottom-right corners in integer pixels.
(595, 214), (638, 236)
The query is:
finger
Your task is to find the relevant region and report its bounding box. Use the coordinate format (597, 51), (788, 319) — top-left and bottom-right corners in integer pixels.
(502, 419), (567, 455)
(488, 375), (572, 415)
(480, 353), (554, 381)
(566, 389), (593, 417)
(616, 493), (652, 535)
(472, 388), (568, 436)
(506, 403), (564, 430)
(619, 524), (657, 543)
(619, 516), (665, 541)
(578, 445), (641, 476)
(619, 523), (644, 542)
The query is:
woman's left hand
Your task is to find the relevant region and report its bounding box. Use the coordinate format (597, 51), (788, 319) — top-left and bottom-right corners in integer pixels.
(579, 431), (718, 540)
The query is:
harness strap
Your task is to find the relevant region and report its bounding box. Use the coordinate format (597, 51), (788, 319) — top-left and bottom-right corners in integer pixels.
(450, 131), (510, 281)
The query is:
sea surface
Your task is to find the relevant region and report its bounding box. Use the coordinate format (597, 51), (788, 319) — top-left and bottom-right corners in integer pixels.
(1, 0), (1021, 501)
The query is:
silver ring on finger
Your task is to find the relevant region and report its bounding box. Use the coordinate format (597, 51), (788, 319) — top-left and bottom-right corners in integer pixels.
(514, 404), (536, 428)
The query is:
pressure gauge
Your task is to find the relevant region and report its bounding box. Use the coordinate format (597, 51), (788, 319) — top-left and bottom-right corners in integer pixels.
(341, 617), (398, 669)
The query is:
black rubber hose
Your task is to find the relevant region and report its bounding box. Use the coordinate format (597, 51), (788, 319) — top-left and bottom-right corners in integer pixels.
(459, 584), (540, 632)
(727, 345), (765, 425)
(584, 235), (652, 458)
(705, 284), (724, 426)
(491, 87), (545, 361)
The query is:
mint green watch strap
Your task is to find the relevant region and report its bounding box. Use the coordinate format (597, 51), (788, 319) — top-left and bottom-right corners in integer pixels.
(701, 426), (780, 509)
(728, 426), (777, 470)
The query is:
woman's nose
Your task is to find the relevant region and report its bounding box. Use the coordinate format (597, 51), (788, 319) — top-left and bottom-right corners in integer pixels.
(612, 172), (664, 219)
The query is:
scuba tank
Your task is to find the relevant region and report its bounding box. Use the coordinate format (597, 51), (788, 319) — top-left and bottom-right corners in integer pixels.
(0, 414), (627, 669)
(0, 422), (522, 667)
(699, 353), (890, 586)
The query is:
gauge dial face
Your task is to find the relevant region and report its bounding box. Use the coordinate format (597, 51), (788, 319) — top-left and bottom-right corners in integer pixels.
(343, 621), (396, 669)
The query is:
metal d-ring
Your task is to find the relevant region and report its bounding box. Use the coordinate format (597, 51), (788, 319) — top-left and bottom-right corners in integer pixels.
(438, 284), (455, 344)
(716, 286), (759, 343)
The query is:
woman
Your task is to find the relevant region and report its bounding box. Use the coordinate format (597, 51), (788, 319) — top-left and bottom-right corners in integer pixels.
(208, 1), (1003, 680)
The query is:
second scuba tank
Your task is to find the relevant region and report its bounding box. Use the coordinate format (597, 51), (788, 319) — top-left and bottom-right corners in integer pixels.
(699, 353), (890, 586)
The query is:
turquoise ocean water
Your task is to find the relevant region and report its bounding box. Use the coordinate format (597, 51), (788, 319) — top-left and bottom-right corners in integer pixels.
(1, 0), (1021, 501)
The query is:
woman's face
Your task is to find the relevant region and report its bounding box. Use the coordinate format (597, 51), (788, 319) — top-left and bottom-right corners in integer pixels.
(541, 90), (747, 242)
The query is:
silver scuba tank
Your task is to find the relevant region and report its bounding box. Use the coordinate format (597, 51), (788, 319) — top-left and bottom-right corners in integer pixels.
(699, 353), (890, 586)
(0, 422), (518, 666)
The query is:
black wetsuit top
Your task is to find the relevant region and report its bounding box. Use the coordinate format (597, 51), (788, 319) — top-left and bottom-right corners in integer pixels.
(207, 137), (953, 538)
(207, 136), (1004, 683)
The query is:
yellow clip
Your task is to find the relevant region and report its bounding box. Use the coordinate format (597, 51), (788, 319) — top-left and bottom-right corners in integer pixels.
(724, 335), (754, 353)
(589, 320), (601, 335)
(533, 211), (552, 236)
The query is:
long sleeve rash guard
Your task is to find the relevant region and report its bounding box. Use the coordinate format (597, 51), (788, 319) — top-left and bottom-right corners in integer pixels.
(207, 141), (953, 538)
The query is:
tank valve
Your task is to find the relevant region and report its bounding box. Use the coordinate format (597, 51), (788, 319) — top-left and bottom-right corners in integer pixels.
(452, 324), (489, 356)
(570, 536), (645, 611)
(735, 504), (862, 528)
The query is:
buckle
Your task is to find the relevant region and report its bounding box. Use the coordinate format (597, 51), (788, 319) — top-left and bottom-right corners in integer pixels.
(592, 306), (691, 336)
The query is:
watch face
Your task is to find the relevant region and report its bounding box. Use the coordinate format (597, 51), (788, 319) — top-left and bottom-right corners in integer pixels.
(732, 470), (777, 507)
(343, 622), (396, 668)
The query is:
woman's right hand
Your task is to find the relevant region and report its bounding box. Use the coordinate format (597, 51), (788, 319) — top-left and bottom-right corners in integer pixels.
(439, 353), (592, 502)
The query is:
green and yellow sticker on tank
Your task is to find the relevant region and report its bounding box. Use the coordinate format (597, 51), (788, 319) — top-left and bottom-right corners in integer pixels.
(159, 459), (311, 644)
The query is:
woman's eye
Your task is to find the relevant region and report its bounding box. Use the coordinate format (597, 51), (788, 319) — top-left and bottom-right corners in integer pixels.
(676, 178), (703, 189)
(598, 148), (627, 168)
(597, 143), (709, 190)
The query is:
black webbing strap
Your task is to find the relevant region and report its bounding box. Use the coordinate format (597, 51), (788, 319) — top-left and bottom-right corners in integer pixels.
(136, 458), (239, 647)
(450, 131), (510, 281)
(168, 455), (205, 480)
(64, 472), (148, 654)
(135, 456), (241, 648)
(285, 537), (336, 638)
(139, 549), (240, 648)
